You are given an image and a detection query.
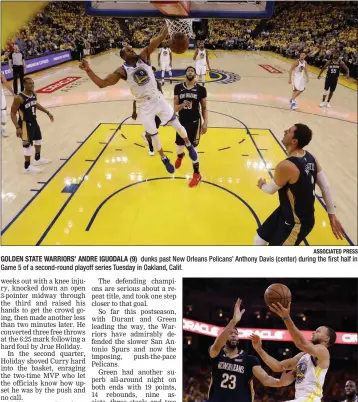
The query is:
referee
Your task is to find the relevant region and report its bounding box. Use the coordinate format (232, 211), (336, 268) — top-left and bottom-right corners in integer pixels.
(9, 45), (26, 95)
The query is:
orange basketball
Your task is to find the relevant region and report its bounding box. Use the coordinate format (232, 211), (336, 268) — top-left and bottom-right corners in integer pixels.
(169, 32), (189, 54)
(264, 283), (292, 308)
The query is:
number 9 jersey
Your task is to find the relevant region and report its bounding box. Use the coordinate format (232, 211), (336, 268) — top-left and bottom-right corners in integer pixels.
(208, 348), (261, 402)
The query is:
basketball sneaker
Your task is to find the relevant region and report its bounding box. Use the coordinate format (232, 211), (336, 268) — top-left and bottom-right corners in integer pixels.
(33, 158), (51, 166)
(175, 154), (185, 169)
(189, 173), (201, 187)
(24, 165), (41, 174)
(290, 101), (297, 110)
(162, 156), (175, 174)
(327, 102), (331, 108)
(320, 101), (327, 107)
(148, 149), (155, 156)
(1, 127), (8, 137)
(186, 145), (197, 161)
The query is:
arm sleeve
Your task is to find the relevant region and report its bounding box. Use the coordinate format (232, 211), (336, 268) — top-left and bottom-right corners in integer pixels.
(316, 171), (335, 214)
(260, 180), (282, 195)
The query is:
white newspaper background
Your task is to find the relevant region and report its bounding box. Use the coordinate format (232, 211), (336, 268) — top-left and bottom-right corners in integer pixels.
(1, 246), (357, 402)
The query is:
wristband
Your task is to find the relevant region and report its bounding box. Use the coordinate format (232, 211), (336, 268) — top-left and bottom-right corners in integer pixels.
(282, 316), (290, 321)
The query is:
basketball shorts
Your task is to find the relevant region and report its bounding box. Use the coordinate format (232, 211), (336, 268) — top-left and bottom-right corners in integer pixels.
(176, 118), (201, 147)
(196, 64), (206, 76)
(324, 78), (338, 92)
(137, 94), (175, 135)
(257, 207), (314, 246)
(293, 77), (305, 92)
(161, 62), (171, 72)
(19, 118), (42, 144)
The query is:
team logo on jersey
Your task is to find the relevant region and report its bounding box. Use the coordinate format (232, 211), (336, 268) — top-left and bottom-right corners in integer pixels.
(296, 360), (307, 383)
(155, 69), (240, 85)
(134, 68), (150, 86)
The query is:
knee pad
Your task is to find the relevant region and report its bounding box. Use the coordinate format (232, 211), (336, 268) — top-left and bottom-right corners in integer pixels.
(176, 145), (185, 154)
(322, 89), (329, 96)
(149, 133), (162, 151)
(22, 143), (32, 156)
(33, 139), (42, 146)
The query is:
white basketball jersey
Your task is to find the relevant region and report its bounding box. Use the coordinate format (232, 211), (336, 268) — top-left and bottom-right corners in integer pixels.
(159, 48), (171, 64)
(295, 60), (306, 77)
(196, 49), (206, 65)
(122, 58), (160, 103)
(295, 353), (328, 399)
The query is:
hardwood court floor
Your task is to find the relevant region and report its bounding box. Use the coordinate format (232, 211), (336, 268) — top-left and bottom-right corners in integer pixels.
(1, 50), (357, 245)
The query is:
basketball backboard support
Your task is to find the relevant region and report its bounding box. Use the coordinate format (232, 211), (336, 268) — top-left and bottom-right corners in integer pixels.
(85, 1), (275, 19)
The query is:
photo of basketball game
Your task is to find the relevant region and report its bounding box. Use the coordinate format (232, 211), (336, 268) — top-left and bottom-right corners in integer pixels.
(183, 278), (358, 402)
(1, 1), (357, 246)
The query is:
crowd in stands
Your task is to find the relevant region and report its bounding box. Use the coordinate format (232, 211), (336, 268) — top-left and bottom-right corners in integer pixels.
(1, 2), (127, 62)
(1, 1), (357, 78)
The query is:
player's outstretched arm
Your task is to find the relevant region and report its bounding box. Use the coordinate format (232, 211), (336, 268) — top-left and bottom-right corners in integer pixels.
(209, 298), (245, 358)
(79, 59), (124, 88)
(146, 25), (168, 57)
(193, 49), (198, 61)
(315, 159), (346, 240)
(1, 73), (15, 95)
(269, 302), (330, 362)
(252, 366), (295, 387)
(250, 334), (303, 372)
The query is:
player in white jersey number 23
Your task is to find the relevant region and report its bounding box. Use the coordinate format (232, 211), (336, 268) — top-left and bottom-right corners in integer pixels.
(79, 25), (198, 173)
(250, 300), (336, 402)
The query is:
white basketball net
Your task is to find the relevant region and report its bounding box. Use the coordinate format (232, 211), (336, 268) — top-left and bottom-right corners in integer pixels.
(165, 18), (194, 38)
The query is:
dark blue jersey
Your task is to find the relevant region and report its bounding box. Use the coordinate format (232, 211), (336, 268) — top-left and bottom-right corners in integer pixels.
(278, 151), (317, 224)
(208, 349), (261, 402)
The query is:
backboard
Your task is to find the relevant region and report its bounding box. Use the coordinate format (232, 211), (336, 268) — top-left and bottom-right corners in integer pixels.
(85, 1), (275, 19)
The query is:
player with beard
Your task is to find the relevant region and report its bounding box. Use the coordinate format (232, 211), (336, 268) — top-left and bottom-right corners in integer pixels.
(250, 301), (336, 402)
(343, 381), (357, 402)
(208, 299), (295, 402)
(174, 66), (207, 187)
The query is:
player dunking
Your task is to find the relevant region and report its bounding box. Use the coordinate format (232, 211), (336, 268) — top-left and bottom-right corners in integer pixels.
(208, 299), (295, 402)
(250, 300), (337, 402)
(1, 72), (15, 137)
(174, 66), (207, 187)
(80, 25), (197, 174)
(10, 77), (54, 173)
(288, 53), (309, 110)
(193, 41), (211, 86)
(343, 381), (357, 402)
(318, 51), (349, 108)
(158, 42), (172, 86)
(255, 123), (345, 245)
